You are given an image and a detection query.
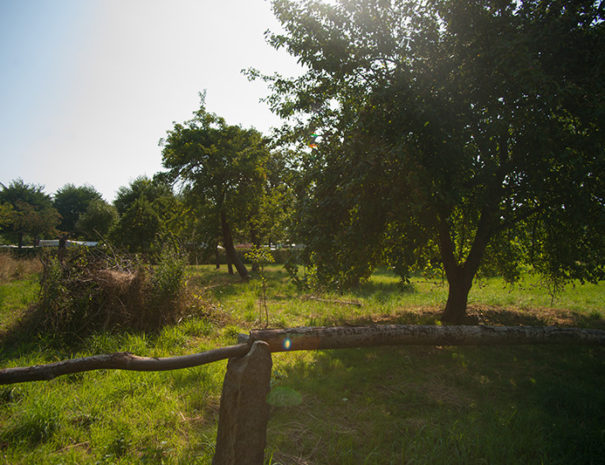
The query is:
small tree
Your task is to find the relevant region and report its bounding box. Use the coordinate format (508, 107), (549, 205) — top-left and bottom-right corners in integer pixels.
(110, 176), (181, 256)
(245, 245), (275, 327)
(76, 199), (118, 240)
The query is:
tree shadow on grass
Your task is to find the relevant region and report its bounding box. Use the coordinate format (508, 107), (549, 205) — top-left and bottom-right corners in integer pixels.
(465, 305), (605, 329)
(306, 304), (605, 330)
(268, 342), (605, 464)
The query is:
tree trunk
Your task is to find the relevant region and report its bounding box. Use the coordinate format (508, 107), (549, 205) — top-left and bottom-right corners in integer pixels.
(0, 344), (249, 385)
(437, 212), (491, 325)
(227, 259), (234, 275)
(441, 270), (473, 324)
(247, 325), (605, 352)
(221, 211), (248, 280)
(215, 245), (221, 269)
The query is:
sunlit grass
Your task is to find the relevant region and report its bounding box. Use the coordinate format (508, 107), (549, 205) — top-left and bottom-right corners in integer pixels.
(186, 265), (604, 329)
(0, 275), (39, 333)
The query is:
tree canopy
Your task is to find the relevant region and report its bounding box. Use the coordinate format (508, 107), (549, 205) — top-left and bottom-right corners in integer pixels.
(255, 0), (605, 322)
(76, 199), (118, 240)
(53, 184), (103, 235)
(110, 176), (180, 255)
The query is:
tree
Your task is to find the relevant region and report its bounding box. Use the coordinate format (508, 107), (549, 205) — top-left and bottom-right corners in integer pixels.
(76, 199), (118, 239)
(257, 0), (605, 323)
(162, 97), (271, 280)
(53, 184), (103, 235)
(0, 179), (60, 248)
(110, 176), (180, 255)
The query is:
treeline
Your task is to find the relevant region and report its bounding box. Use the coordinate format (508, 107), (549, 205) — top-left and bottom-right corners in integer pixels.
(0, 110), (297, 278)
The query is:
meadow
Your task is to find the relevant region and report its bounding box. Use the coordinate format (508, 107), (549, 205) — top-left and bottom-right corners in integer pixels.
(1, 262), (604, 464)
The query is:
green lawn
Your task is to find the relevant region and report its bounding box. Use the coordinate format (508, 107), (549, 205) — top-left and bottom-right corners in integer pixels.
(1, 265), (604, 464)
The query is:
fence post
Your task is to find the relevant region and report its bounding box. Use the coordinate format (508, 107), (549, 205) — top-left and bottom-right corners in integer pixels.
(212, 341), (272, 465)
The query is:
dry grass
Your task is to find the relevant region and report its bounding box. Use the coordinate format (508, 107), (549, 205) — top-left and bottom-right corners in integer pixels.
(0, 254), (41, 282)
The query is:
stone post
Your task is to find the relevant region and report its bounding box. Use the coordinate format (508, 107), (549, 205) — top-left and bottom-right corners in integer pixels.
(212, 341), (272, 465)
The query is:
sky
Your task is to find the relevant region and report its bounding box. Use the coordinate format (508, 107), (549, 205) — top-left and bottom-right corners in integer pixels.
(0, 0), (303, 202)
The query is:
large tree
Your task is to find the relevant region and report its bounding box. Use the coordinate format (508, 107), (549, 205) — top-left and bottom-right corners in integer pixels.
(256, 0), (605, 323)
(161, 99), (272, 280)
(53, 184), (103, 235)
(0, 179), (60, 248)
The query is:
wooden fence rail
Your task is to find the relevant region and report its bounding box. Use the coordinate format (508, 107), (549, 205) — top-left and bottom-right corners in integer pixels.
(3, 325), (603, 385)
(2, 324), (605, 464)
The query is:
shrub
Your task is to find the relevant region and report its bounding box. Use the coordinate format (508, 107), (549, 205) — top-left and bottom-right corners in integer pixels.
(36, 247), (189, 340)
(152, 248), (186, 305)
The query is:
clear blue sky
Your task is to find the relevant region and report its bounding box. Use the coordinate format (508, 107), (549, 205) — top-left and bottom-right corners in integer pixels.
(0, 0), (302, 202)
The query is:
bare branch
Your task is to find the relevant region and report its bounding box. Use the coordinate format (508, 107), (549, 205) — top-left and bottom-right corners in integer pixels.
(0, 344), (249, 385)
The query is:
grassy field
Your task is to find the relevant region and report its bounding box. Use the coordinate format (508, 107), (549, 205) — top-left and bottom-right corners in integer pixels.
(1, 264), (604, 464)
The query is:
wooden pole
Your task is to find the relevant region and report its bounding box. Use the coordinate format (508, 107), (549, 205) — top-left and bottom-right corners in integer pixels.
(213, 341), (272, 465)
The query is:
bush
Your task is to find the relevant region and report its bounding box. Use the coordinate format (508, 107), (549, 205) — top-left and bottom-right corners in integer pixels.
(152, 248), (186, 304)
(36, 248), (189, 340)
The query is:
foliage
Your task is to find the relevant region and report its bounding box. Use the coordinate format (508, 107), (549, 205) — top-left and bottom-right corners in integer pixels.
(254, 0), (605, 322)
(110, 176), (182, 256)
(151, 247), (187, 306)
(249, 149), (298, 247)
(53, 184), (103, 235)
(0, 179), (60, 248)
(75, 198), (118, 240)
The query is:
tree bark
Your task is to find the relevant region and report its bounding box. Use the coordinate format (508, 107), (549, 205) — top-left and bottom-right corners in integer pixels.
(220, 211), (248, 280)
(3, 326), (605, 386)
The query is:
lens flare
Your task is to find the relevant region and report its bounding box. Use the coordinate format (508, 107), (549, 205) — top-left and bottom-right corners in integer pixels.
(283, 337), (292, 350)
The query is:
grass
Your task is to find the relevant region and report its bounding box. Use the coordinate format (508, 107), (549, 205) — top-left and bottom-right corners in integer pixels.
(0, 263), (604, 464)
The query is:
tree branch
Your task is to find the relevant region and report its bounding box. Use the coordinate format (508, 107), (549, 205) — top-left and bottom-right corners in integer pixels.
(0, 344), (249, 385)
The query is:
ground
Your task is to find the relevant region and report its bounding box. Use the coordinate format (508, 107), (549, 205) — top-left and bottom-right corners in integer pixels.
(0, 263), (603, 464)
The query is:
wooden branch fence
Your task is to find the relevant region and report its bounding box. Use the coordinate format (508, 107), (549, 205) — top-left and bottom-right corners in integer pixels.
(2, 324), (604, 465)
